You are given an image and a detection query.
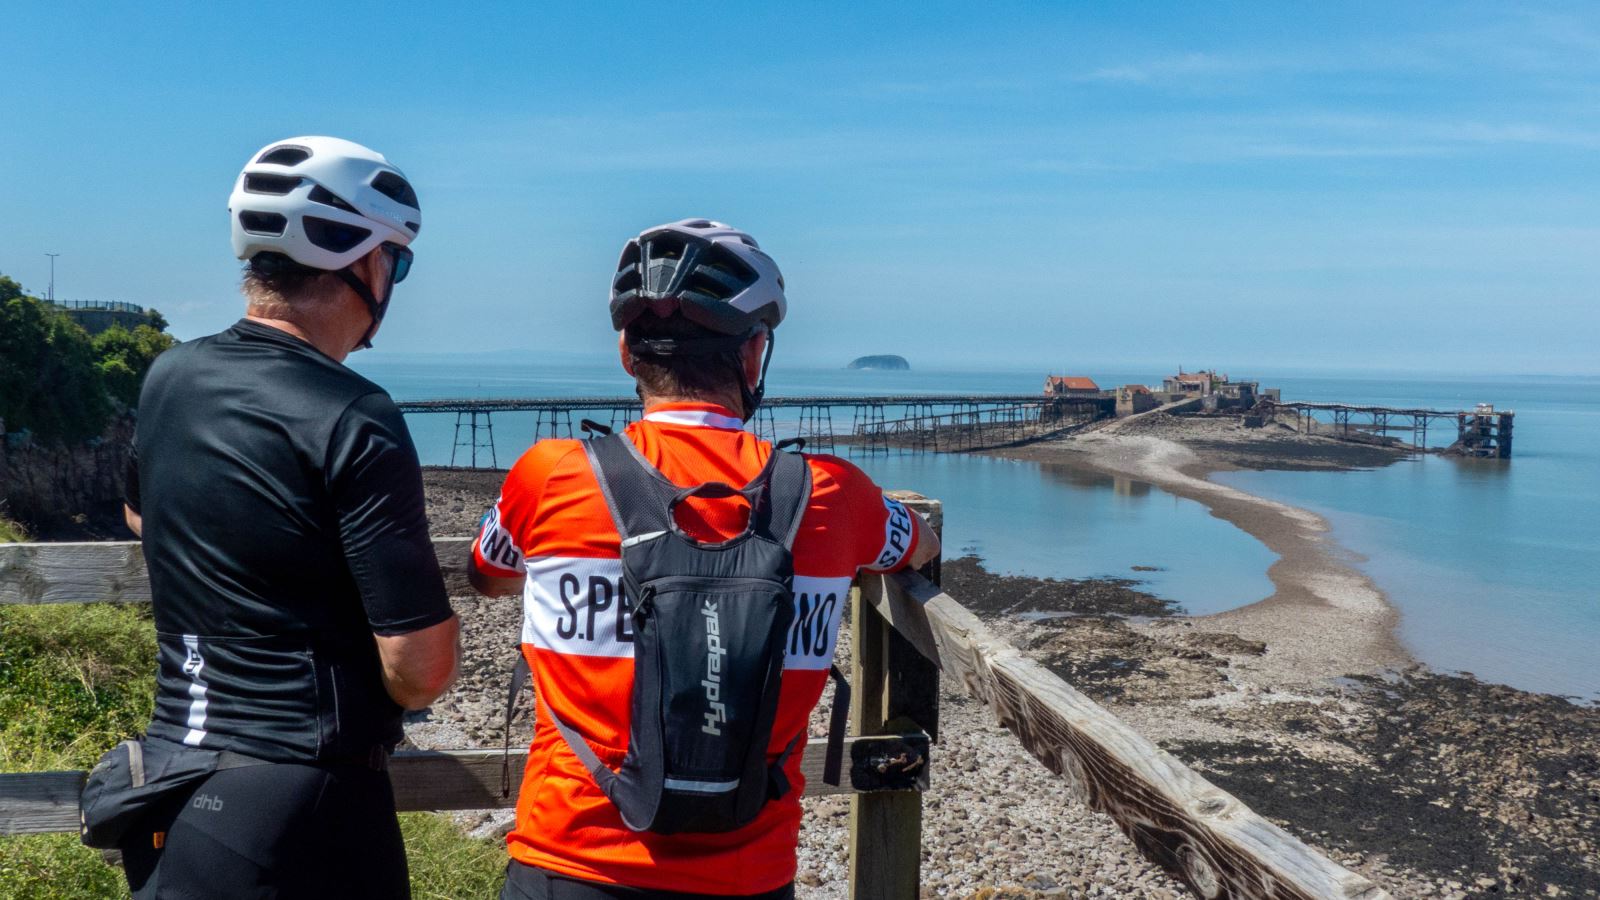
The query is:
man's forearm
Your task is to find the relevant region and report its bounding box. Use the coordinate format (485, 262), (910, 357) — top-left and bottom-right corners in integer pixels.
(375, 615), (461, 710)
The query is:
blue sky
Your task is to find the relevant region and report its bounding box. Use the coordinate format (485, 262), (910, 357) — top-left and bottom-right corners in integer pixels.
(2, 1), (1597, 374)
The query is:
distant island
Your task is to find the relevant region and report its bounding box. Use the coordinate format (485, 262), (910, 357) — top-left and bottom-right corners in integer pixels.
(847, 354), (910, 371)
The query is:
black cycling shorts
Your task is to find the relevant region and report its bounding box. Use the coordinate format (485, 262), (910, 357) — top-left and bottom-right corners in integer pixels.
(120, 760), (409, 900)
(501, 861), (795, 900)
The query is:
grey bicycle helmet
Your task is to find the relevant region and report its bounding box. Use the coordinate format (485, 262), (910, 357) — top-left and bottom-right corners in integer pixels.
(610, 219), (786, 419)
(610, 219), (786, 336)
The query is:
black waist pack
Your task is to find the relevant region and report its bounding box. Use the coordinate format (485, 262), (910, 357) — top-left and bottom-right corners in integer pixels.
(547, 433), (815, 835)
(79, 736), (268, 849)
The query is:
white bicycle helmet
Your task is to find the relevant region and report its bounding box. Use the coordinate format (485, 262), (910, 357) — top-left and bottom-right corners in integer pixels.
(610, 219), (786, 336)
(228, 136), (420, 271)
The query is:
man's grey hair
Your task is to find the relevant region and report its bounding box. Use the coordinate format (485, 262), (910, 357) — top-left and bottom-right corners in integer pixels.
(241, 252), (341, 318)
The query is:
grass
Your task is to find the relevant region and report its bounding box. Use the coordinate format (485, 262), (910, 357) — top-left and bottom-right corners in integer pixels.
(0, 604), (156, 772)
(400, 813), (509, 899)
(0, 515), (27, 544)
(0, 598), (509, 897)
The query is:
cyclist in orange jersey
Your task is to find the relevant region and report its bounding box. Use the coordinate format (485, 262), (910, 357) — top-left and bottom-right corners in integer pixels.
(471, 219), (939, 899)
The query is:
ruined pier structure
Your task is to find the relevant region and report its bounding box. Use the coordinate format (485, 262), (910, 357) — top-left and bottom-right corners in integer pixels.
(1271, 401), (1514, 459)
(399, 393), (1516, 467)
(397, 394), (1111, 467)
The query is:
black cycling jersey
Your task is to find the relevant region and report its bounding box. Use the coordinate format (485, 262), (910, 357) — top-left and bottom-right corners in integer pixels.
(132, 318), (452, 762)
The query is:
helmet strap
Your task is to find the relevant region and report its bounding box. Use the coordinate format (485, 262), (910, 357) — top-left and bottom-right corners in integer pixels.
(739, 330), (775, 423)
(336, 267), (390, 352)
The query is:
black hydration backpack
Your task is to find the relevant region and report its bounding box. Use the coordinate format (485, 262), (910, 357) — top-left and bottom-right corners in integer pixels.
(539, 432), (826, 835)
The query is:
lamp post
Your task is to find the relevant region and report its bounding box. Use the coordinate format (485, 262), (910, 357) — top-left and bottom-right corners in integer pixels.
(45, 252), (60, 304)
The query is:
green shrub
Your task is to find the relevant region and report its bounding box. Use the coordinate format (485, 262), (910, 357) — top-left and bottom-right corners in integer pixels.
(93, 324), (177, 408)
(0, 295), (110, 445)
(0, 272), (176, 443)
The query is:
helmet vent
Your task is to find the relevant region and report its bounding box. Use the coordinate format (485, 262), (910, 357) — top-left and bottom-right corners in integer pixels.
(684, 272), (733, 301)
(238, 211), (288, 236)
(653, 239), (686, 260)
(702, 246), (756, 284)
(308, 185), (360, 214)
(404, 221), (421, 234)
(257, 145), (311, 167)
(303, 216), (373, 254)
(371, 171), (419, 209)
(243, 174), (300, 195)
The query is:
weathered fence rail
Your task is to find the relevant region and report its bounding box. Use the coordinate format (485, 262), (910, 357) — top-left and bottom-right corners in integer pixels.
(876, 571), (1390, 899)
(0, 739), (899, 837)
(1, 522), (1390, 899)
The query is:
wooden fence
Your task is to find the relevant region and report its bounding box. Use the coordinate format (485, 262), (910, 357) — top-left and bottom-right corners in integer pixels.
(1, 505), (1389, 899)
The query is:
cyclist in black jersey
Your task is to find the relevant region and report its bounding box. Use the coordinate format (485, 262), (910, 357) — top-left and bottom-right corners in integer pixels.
(117, 136), (458, 899)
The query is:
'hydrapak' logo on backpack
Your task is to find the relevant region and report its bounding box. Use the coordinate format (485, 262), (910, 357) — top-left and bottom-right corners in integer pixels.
(700, 599), (728, 736)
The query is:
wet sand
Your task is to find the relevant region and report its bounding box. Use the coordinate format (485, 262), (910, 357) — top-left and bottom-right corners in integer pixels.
(992, 414), (1409, 690)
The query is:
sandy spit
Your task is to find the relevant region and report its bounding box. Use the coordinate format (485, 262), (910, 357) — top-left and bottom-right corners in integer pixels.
(994, 418), (1408, 692)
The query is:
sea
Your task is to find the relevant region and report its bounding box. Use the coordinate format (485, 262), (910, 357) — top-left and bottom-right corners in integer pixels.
(350, 355), (1600, 703)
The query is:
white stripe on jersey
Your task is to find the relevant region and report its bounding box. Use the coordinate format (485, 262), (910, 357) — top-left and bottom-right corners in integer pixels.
(782, 576), (850, 670)
(180, 634), (209, 746)
(519, 557), (849, 671)
(521, 557), (634, 658)
(642, 409), (744, 430)
(869, 496), (916, 572)
(477, 500), (525, 574)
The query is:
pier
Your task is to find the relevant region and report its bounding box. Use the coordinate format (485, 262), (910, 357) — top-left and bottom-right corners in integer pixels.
(398, 394), (1112, 467)
(1269, 401), (1515, 458)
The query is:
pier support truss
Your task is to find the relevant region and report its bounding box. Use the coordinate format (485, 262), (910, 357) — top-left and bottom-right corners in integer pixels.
(406, 395), (1111, 468)
(1273, 401), (1515, 458)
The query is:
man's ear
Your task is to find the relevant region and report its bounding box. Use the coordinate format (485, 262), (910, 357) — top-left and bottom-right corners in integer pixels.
(618, 333), (636, 376)
(354, 245), (389, 296)
(742, 329), (768, 385)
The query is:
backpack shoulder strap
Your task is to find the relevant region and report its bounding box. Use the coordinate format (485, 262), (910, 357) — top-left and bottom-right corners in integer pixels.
(764, 449), (813, 551)
(583, 433), (678, 541)
(587, 432), (812, 548)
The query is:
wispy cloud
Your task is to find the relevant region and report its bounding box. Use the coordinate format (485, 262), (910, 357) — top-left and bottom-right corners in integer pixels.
(1079, 52), (1255, 84)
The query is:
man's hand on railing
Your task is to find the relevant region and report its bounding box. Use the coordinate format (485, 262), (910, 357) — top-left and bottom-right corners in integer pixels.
(907, 509), (941, 571)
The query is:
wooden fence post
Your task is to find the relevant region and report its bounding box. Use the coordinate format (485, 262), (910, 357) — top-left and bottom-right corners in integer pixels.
(848, 495), (941, 900)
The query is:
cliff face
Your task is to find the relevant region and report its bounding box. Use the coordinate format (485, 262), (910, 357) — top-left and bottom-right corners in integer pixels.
(0, 415), (135, 538)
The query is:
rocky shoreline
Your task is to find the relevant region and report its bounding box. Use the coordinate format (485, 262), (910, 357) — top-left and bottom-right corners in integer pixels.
(417, 420), (1599, 898)
(982, 413), (1599, 896)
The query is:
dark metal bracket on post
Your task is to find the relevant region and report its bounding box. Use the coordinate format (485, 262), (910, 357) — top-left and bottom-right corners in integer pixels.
(850, 733), (931, 793)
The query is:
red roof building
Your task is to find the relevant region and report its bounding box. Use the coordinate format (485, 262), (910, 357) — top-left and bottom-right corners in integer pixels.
(1044, 375), (1100, 395)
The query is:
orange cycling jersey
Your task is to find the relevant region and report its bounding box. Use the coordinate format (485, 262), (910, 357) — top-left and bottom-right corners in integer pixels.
(472, 402), (919, 895)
